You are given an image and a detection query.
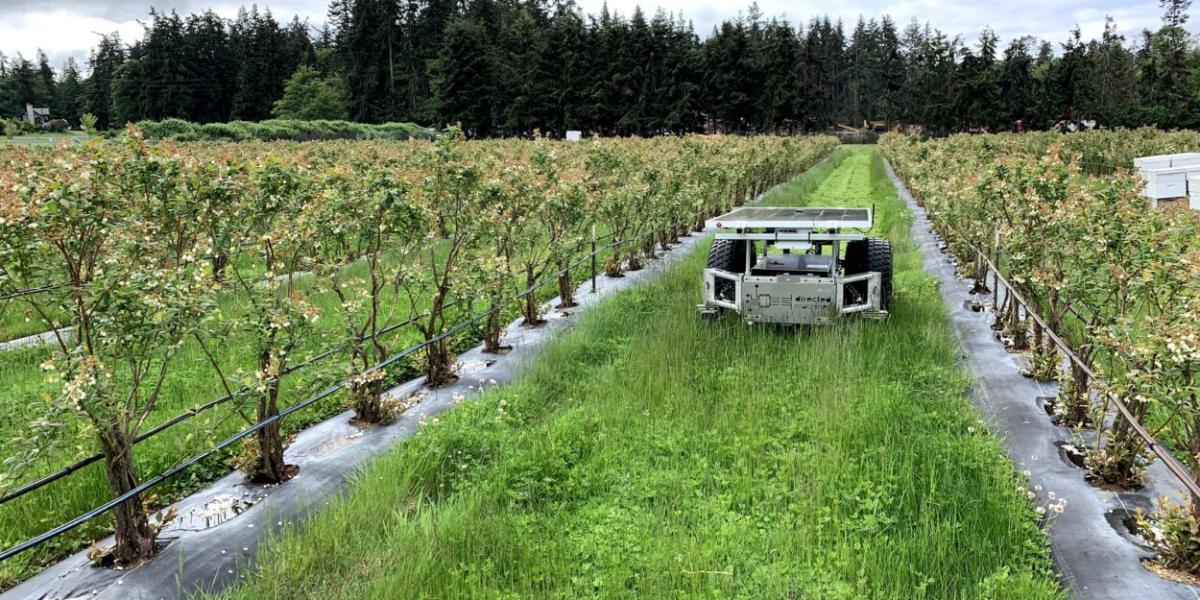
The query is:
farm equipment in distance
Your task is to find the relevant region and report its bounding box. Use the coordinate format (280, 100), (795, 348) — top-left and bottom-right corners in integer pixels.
(698, 206), (892, 325)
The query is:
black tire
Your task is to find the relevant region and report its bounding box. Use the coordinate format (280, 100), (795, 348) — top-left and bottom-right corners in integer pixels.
(842, 237), (893, 310)
(707, 239), (747, 302)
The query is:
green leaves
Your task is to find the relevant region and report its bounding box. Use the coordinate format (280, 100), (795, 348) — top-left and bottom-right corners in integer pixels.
(885, 130), (1200, 544)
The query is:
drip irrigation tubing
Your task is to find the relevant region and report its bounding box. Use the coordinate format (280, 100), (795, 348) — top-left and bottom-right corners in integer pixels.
(0, 226), (658, 562)
(0, 230), (621, 507)
(0, 170), (781, 562)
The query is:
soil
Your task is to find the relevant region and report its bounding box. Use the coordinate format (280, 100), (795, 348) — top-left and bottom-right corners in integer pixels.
(349, 415), (394, 428)
(1085, 472), (1144, 493)
(1053, 439), (1087, 469)
(248, 464), (299, 485)
(1145, 559), (1200, 586)
(428, 374), (461, 388)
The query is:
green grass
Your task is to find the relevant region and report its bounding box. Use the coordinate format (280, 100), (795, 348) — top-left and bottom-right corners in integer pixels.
(211, 147), (1062, 599)
(3, 132), (91, 147)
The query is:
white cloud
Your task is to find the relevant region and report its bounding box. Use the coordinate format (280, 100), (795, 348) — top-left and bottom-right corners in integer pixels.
(0, 10), (142, 64)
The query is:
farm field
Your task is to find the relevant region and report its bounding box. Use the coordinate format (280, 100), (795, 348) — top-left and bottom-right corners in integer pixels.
(208, 147), (1061, 599)
(0, 133), (835, 586)
(2, 132), (91, 147)
(882, 130), (1200, 576)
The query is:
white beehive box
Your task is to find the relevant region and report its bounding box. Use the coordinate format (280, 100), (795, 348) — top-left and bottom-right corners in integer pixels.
(1142, 166), (1191, 203)
(1136, 155), (1175, 173)
(1135, 153), (1200, 173)
(1189, 176), (1200, 210)
(1170, 154), (1200, 169)
(1135, 153), (1200, 208)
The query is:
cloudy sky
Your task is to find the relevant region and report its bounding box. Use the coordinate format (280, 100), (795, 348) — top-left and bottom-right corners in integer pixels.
(0, 0), (1192, 69)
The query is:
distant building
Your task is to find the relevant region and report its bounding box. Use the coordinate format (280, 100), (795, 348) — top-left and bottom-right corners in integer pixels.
(24, 104), (50, 127)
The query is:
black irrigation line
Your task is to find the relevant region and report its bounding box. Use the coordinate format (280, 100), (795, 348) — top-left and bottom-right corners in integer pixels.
(0, 240), (315, 305)
(0, 162), (785, 561)
(0, 282), (68, 302)
(0, 230), (623, 508)
(922, 209), (1200, 502)
(0, 302), (452, 507)
(0, 229), (653, 562)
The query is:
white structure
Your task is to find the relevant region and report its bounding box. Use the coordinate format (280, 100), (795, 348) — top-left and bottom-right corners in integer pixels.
(23, 103), (49, 127)
(1136, 153), (1200, 208)
(1143, 166), (1191, 204)
(1189, 176), (1200, 211)
(1135, 153), (1200, 172)
(565, 130), (582, 142)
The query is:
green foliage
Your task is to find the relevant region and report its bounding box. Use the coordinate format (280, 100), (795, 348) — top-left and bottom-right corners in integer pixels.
(133, 118), (434, 142)
(431, 17), (496, 137)
(271, 66), (348, 121)
(884, 128), (1200, 570)
(2, 118), (31, 137)
(0, 128), (218, 564)
(206, 148), (1061, 600)
(0, 131), (834, 586)
(1137, 498), (1200, 575)
(110, 59), (148, 127)
(7, 0), (1198, 135)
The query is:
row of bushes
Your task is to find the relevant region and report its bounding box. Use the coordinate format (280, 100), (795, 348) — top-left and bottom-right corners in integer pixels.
(135, 118), (436, 142)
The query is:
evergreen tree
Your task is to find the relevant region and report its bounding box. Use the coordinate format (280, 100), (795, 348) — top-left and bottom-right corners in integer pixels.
(758, 19), (799, 132)
(432, 16), (495, 136)
(1031, 40), (1061, 125)
(34, 0), (1200, 135)
(184, 11), (236, 123)
(139, 10), (192, 121)
(542, 7), (590, 134)
(231, 7), (306, 121)
(495, 9), (550, 136)
(341, 0), (402, 122)
(8, 56), (38, 113)
(1142, 0), (1194, 126)
(1084, 19), (1139, 126)
(878, 17), (903, 126)
(34, 51), (55, 108)
(0, 54), (17, 117)
(86, 34), (126, 129)
(955, 29), (1002, 130)
(998, 37), (1036, 128)
(110, 58), (149, 126)
(54, 58), (85, 125)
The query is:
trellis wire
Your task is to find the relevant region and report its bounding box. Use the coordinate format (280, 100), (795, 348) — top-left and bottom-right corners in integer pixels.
(925, 208), (1200, 502)
(0, 225), (658, 562)
(0, 229), (620, 507)
(0, 166), (781, 562)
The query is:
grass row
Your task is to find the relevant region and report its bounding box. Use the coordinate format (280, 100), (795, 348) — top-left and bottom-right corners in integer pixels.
(210, 147), (1062, 599)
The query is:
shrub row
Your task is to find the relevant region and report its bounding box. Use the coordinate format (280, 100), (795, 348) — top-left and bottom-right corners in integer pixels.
(134, 118), (436, 142)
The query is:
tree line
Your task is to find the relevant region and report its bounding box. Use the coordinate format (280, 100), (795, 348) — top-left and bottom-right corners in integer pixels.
(0, 0), (1197, 135)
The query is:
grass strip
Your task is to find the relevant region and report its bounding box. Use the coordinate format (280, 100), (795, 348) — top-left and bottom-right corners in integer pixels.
(205, 146), (1059, 598)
